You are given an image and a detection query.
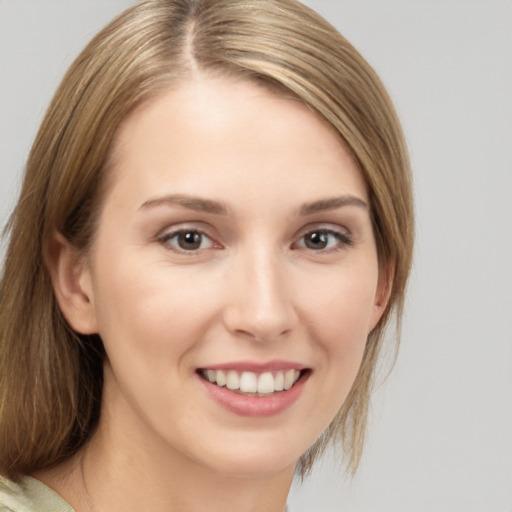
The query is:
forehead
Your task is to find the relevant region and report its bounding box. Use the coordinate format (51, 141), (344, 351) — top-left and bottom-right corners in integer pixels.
(104, 74), (368, 209)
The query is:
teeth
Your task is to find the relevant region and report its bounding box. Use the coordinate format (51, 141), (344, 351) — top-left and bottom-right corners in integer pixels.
(274, 371), (284, 391)
(216, 369), (226, 386)
(257, 372), (274, 394)
(284, 369), (296, 390)
(226, 370), (239, 390)
(202, 369), (302, 394)
(240, 372), (257, 393)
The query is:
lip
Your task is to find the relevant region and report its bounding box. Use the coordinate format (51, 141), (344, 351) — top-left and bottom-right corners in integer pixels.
(199, 359), (309, 373)
(197, 361), (311, 418)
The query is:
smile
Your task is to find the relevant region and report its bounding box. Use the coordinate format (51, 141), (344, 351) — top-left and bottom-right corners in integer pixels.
(199, 369), (302, 396)
(197, 361), (311, 417)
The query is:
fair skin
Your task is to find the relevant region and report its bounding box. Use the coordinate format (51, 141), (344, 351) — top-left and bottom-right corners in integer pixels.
(43, 74), (389, 512)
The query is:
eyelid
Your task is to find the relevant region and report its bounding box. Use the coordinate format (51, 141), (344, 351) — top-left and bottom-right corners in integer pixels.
(293, 222), (352, 239)
(292, 224), (354, 252)
(156, 224), (222, 254)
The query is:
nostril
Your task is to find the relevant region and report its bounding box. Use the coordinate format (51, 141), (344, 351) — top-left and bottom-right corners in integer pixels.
(231, 327), (291, 343)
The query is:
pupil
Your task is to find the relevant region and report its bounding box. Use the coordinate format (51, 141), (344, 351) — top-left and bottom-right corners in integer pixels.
(306, 232), (328, 249)
(179, 232), (201, 250)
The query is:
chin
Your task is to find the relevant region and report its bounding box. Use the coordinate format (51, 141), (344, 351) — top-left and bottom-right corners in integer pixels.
(183, 429), (312, 479)
(205, 452), (298, 480)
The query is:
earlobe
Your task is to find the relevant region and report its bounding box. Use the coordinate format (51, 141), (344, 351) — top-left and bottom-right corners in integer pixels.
(45, 232), (98, 335)
(369, 261), (394, 331)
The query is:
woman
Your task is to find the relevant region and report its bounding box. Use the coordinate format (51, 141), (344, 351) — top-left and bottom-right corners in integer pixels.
(0, 0), (413, 511)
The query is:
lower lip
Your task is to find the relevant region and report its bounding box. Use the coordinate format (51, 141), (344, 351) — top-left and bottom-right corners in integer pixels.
(199, 372), (310, 418)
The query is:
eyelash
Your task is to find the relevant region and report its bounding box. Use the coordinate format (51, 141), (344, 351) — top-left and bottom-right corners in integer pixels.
(293, 228), (353, 253)
(158, 229), (219, 254)
(157, 227), (353, 254)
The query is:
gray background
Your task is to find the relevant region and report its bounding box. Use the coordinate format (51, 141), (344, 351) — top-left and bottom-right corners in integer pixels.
(1, 1), (511, 511)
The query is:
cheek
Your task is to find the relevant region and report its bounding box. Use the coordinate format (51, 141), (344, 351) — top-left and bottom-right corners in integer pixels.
(297, 262), (378, 403)
(88, 255), (221, 428)
(285, 264), (379, 442)
(298, 264), (379, 349)
(90, 251), (221, 362)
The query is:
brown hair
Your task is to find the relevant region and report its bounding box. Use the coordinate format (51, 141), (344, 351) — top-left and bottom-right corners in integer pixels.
(0, 0), (413, 479)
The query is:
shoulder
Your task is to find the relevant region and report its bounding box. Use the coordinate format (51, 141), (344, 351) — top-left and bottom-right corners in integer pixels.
(0, 475), (74, 512)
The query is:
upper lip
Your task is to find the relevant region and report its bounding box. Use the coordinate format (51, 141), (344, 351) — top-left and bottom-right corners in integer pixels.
(197, 359), (310, 373)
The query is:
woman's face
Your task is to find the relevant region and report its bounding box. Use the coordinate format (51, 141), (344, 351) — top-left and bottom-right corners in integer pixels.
(76, 75), (388, 477)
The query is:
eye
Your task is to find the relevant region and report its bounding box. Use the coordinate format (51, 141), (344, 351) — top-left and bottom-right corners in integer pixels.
(295, 229), (352, 252)
(160, 229), (216, 252)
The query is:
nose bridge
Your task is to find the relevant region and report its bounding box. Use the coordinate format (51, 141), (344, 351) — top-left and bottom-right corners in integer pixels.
(224, 241), (296, 341)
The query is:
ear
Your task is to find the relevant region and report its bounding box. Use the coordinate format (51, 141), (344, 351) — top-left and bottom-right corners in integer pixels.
(45, 232), (98, 335)
(369, 260), (395, 332)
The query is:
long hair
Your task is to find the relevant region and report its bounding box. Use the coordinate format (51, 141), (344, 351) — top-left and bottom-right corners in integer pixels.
(0, 0), (413, 479)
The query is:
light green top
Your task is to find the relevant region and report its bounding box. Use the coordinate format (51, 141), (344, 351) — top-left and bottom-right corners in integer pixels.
(0, 476), (74, 512)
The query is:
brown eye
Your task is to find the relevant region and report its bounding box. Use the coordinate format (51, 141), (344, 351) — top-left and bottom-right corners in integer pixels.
(178, 232), (202, 250)
(303, 231), (330, 250)
(296, 229), (352, 251)
(163, 230), (214, 252)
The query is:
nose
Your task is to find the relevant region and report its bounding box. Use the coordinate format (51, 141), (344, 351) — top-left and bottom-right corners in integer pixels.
(222, 246), (298, 342)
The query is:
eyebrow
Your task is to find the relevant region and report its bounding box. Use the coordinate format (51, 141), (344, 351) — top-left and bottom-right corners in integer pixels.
(298, 195), (368, 215)
(139, 194), (229, 215)
(139, 193), (367, 216)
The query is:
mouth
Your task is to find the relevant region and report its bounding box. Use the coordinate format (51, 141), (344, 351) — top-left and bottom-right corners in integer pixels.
(197, 368), (309, 397)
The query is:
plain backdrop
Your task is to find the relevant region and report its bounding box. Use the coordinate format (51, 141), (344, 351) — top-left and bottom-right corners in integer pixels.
(1, 1), (511, 511)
